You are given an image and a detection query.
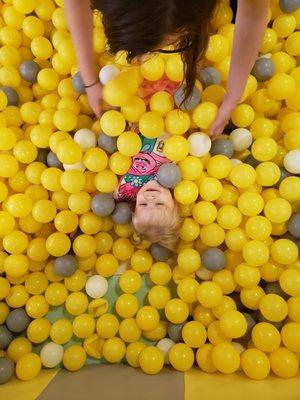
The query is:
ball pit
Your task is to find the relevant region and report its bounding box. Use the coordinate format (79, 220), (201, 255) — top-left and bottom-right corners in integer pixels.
(0, 0), (300, 388)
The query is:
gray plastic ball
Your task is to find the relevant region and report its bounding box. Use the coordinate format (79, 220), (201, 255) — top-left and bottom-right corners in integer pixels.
(265, 282), (287, 298)
(112, 202), (132, 224)
(150, 243), (173, 261)
(283, 232), (300, 249)
(35, 149), (48, 164)
(0, 357), (14, 385)
(272, 168), (291, 189)
(91, 193), (116, 217)
(174, 84), (201, 111)
(210, 139), (234, 158)
(279, 0), (300, 13)
(242, 312), (256, 339)
(47, 151), (63, 169)
(167, 323), (183, 343)
(54, 255), (77, 277)
(244, 154), (260, 168)
(201, 248), (226, 271)
(288, 213), (300, 238)
(72, 72), (86, 94)
(258, 313), (283, 329)
(157, 163), (182, 189)
(199, 67), (221, 88)
(98, 134), (118, 154)
(0, 87), (19, 106)
(251, 58), (275, 82)
(0, 326), (13, 350)
(6, 309), (30, 333)
(19, 60), (40, 83)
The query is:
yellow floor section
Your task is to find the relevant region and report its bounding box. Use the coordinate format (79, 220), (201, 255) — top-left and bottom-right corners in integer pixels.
(0, 369), (58, 400)
(2, 368), (300, 400)
(185, 369), (300, 400)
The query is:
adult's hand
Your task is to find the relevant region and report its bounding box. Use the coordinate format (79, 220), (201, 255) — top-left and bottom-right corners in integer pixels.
(85, 81), (103, 117)
(209, 95), (237, 140)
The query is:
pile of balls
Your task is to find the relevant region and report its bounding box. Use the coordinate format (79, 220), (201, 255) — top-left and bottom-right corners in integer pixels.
(1, 0), (300, 384)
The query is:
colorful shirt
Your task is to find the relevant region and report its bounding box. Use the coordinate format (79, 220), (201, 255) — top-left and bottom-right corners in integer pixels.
(115, 133), (170, 201)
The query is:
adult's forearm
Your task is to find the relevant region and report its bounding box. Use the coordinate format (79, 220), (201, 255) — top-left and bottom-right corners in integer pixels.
(64, 0), (96, 85)
(226, 0), (269, 101)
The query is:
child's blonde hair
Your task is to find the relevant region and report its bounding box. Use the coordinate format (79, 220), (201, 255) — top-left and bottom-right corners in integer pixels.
(132, 206), (182, 251)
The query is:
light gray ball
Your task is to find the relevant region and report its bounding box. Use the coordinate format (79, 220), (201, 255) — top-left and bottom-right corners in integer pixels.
(36, 149), (48, 164)
(150, 243), (173, 261)
(0, 326), (13, 350)
(174, 84), (201, 111)
(98, 134), (118, 154)
(54, 255), (77, 277)
(0, 357), (14, 385)
(167, 323), (183, 343)
(91, 193), (115, 217)
(47, 151), (63, 169)
(251, 58), (275, 82)
(279, 0), (300, 13)
(244, 154), (260, 168)
(0, 87), (19, 106)
(19, 61), (40, 83)
(288, 213), (300, 238)
(72, 72), (86, 94)
(201, 248), (226, 271)
(157, 163), (181, 189)
(199, 67), (221, 88)
(112, 202), (132, 224)
(6, 309), (30, 333)
(210, 139), (234, 158)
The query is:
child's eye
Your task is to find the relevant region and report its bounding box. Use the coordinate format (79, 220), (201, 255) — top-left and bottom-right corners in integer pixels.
(156, 203), (164, 206)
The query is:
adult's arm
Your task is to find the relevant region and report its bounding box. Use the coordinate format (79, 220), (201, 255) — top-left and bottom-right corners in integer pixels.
(210, 0), (269, 138)
(64, 0), (102, 116)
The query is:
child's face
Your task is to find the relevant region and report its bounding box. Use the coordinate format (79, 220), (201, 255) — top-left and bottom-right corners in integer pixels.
(135, 180), (175, 213)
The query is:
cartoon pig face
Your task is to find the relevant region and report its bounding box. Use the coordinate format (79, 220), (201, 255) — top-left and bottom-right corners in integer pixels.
(129, 152), (158, 175)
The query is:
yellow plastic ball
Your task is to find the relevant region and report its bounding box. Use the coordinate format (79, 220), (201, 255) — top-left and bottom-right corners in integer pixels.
(149, 91), (174, 117)
(193, 102), (218, 130)
(117, 131), (142, 157)
(197, 282), (223, 308)
(279, 269), (300, 296)
(211, 342), (240, 374)
(270, 238), (298, 265)
(103, 337), (126, 363)
(27, 318), (51, 343)
(269, 347), (299, 378)
(16, 353), (41, 381)
(138, 111), (164, 139)
(241, 349), (270, 380)
(267, 73), (295, 100)
(100, 110), (126, 137)
(63, 345), (86, 372)
(259, 294), (288, 322)
(169, 343), (194, 372)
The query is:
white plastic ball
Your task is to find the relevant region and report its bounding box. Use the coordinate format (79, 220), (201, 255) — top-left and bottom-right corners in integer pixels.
(232, 342), (246, 355)
(74, 129), (97, 150)
(85, 275), (108, 298)
(99, 65), (120, 85)
(40, 342), (64, 368)
(157, 338), (175, 364)
(195, 268), (214, 280)
(229, 128), (253, 151)
(188, 132), (212, 157)
(63, 161), (86, 171)
(230, 159), (243, 167)
(284, 150), (300, 174)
